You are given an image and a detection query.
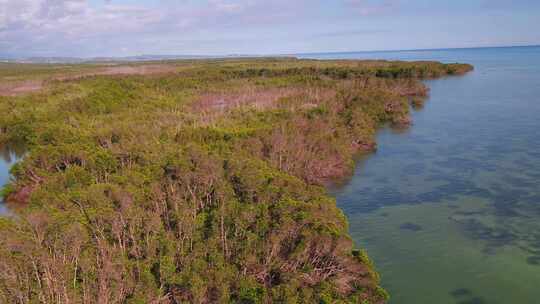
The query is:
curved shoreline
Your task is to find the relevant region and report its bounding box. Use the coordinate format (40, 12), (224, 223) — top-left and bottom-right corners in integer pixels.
(0, 59), (472, 303)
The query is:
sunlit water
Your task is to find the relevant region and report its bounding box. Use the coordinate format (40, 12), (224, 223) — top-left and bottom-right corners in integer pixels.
(303, 46), (540, 303)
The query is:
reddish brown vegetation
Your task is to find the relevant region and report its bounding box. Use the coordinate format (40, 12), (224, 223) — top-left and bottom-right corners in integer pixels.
(194, 86), (335, 112)
(0, 81), (43, 96)
(0, 64), (178, 96)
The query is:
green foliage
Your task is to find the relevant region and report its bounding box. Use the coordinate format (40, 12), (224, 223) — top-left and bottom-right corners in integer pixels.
(237, 278), (265, 304)
(0, 183), (15, 200)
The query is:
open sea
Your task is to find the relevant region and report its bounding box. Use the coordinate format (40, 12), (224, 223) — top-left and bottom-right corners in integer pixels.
(303, 46), (540, 303)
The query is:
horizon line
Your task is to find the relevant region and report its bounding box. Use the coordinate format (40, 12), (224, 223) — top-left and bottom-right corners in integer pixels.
(2, 44), (539, 61)
(291, 43), (540, 56)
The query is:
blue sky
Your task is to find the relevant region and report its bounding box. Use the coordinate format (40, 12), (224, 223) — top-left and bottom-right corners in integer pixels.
(0, 0), (539, 57)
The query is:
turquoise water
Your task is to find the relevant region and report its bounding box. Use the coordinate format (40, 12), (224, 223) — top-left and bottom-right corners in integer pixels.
(306, 46), (540, 303)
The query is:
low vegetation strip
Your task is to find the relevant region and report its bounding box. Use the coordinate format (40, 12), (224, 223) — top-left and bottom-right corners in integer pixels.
(0, 58), (472, 303)
(0, 63), (179, 96)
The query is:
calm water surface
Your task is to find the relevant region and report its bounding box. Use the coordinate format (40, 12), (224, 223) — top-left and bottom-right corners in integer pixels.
(0, 144), (24, 214)
(304, 46), (540, 303)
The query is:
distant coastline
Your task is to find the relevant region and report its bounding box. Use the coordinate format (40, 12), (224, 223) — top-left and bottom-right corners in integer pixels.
(293, 44), (540, 57)
(1, 45), (538, 65)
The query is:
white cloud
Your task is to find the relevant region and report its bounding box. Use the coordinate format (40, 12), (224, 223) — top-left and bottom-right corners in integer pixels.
(344, 0), (399, 16)
(0, 0), (170, 55)
(0, 0), (405, 57)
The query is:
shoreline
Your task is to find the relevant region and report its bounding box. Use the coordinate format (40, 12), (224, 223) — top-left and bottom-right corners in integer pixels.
(0, 58), (472, 303)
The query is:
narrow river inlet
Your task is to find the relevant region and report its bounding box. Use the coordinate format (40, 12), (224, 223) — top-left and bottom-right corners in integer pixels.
(319, 46), (540, 304)
(0, 143), (24, 214)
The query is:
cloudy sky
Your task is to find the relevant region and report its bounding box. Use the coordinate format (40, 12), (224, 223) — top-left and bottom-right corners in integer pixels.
(1, 0), (539, 57)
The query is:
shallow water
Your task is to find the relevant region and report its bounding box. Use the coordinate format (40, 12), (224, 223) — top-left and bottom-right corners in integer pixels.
(308, 46), (540, 303)
(0, 144), (25, 214)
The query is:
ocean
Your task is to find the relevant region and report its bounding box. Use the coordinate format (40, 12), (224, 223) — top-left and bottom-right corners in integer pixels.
(316, 46), (540, 303)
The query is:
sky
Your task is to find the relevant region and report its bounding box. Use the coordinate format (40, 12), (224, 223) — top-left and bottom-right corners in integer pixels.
(0, 0), (539, 57)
